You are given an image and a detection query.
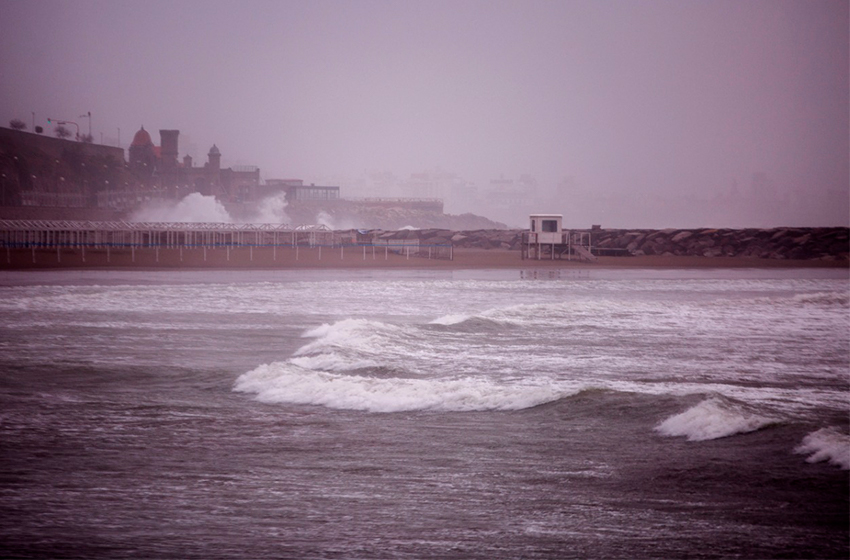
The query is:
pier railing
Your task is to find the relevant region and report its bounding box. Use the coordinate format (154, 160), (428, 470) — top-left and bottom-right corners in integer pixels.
(0, 219), (453, 262)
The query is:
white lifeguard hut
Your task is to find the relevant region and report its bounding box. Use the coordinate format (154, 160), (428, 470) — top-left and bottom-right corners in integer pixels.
(522, 214), (596, 261)
(529, 214), (562, 243)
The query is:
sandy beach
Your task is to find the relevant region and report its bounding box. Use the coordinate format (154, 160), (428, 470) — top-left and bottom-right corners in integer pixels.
(3, 246), (847, 270)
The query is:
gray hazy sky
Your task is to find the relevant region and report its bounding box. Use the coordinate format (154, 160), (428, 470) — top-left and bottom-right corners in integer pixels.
(2, 0), (848, 225)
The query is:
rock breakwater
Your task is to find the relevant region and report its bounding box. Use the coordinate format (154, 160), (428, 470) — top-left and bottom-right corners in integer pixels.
(377, 227), (849, 261)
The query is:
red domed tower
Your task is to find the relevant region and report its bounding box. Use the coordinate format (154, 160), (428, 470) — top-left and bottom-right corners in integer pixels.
(208, 144), (221, 172)
(128, 126), (156, 177)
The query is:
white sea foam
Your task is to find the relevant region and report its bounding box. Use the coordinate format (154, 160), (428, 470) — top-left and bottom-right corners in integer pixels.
(790, 291), (849, 307)
(430, 302), (577, 328)
(794, 427), (850, 469)
(655, 397), (779, 441)
(429, 313), (472, 326)
(290, 353), (381, 373)
(238, 314), (589, 410)
(289, 318), (453, 377)
(233, 364), (579, 412)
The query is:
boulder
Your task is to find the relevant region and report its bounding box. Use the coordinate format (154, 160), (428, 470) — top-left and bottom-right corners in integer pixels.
(671, 231), (693, 243)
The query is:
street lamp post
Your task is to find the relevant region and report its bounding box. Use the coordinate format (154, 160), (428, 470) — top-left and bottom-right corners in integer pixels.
(79, 112), (91, 138)
(47, 119), (80, 140)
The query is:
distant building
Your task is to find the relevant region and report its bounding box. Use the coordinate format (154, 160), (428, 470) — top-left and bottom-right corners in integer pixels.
(128, 127), (260, 202)
(264, 179), (340, 202)
(403, 169), (463, 211)
(0, 125), (125, 211)
(486, 174), (538, 225)
(128, 126), (157, 175)
(489, 175), (537, 207)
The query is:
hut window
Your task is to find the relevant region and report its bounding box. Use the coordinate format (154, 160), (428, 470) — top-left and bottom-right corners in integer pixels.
(542, 220), (558, 232)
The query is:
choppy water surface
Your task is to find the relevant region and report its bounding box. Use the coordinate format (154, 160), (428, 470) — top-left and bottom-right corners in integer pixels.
(0, 268), (847, 559)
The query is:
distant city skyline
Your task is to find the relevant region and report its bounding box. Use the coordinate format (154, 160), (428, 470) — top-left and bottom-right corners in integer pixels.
(2, 0), (847, 227)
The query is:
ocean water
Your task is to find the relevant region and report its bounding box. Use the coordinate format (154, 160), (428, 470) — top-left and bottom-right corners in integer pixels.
(0, 267), (847, 559)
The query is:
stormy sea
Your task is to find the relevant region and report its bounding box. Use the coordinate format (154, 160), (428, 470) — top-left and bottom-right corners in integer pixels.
(0, 268), (847, 559)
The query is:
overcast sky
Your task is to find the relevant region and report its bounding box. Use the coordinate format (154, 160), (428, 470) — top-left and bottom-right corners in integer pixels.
(2, 0), (847, 226)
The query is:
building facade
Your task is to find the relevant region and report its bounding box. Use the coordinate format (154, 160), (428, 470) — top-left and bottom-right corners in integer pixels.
(128, 127), (260, 203)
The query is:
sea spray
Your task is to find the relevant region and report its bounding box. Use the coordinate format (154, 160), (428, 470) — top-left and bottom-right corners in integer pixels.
(316, 211), (336, 229)
(794, 427), (850, 469)
(250, 192), (290, 223)
(130, 192), (233, 223)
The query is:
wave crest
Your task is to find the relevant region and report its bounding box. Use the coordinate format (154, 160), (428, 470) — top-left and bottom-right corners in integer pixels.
(790, 291), (849, 307)
(655, 397), (779, 441)
(429, 313), (471, 326)
(430, 302), (575, 329)
(293, 318), (417, 373)
(794, 427), (850, 469)
(234, 363), (579, 413)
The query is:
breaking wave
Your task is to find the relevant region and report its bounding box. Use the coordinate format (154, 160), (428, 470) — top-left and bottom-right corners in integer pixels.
(429, 313), (472, 326)
(234, 316), (586, 412)
(794, 427), (850, 469)
(234, 364), (579, 413)
(291, 318), (426, 374)
(655, 396), (780, 441)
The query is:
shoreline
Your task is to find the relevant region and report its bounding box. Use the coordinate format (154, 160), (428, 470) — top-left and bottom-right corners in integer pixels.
(1, 247), (847, 271)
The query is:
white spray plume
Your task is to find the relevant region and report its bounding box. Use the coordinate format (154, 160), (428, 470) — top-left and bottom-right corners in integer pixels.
(250, 192), (291, 224)
(795, 427), (850, 470)
(130, 193), (233, 223)
(316, 211), (336, 229)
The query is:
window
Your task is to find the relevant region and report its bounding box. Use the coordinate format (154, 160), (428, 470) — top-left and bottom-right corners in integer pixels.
(542, 220), (558, 233)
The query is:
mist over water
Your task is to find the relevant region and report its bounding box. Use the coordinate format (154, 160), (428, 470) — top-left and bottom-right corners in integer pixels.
(3, 1), (846, 228)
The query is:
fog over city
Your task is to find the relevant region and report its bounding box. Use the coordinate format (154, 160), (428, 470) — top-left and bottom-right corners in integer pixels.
(2, 0), (847, 228)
